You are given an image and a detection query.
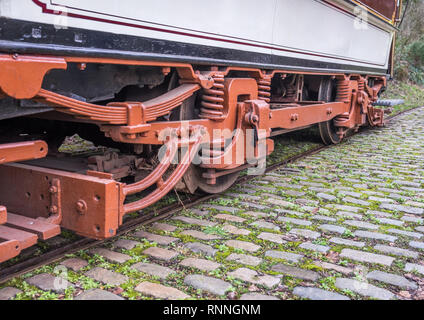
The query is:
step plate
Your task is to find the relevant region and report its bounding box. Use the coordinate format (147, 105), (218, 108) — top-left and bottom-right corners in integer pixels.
(0, 225), (38, 249)
(6, 213), (61, 240)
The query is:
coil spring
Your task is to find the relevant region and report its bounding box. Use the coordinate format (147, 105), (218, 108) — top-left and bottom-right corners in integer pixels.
(257, 78), (271, 103)
(335, 78), (351, 103)
(358, 78), (365, 92)
(200, 74), (225, 120)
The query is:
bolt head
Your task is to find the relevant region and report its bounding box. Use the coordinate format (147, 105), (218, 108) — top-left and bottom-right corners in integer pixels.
(49, 205), (58, 214)
(76, 200), (87, 215)
(49, 186), (58, 194)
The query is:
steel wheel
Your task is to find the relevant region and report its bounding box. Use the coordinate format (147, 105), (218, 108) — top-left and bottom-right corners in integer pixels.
(318, 78), (342, 145)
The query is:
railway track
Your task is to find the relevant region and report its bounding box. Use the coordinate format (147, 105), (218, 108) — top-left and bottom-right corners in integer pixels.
(0, 106), (418, 285)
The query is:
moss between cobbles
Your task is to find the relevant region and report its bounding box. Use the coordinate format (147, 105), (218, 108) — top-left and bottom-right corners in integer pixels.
(5, 105), (424, 300)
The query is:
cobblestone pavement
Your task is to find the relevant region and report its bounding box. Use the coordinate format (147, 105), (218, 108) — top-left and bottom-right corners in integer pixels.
(1, 107), (424, 300)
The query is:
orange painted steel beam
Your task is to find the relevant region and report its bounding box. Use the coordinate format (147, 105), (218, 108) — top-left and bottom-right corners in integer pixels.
(0, 54), (66, 99)
(0, 163), (121, 240)
(0, 141), (48, 164)
(0, 240), (21, 263)
(0, 225), (38, 250)
(269, 101), (348, 130)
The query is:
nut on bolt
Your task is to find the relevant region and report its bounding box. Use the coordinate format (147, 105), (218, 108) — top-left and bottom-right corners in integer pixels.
(76, 200), (87, 215)
(290, 113), (299, 121)
(49, 205), (58, 214)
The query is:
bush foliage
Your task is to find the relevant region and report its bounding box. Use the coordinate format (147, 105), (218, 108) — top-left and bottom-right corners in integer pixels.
(394, 0), (424, 84)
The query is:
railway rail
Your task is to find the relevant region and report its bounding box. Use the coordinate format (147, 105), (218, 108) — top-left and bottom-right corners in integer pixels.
(0, 104), (415, 285)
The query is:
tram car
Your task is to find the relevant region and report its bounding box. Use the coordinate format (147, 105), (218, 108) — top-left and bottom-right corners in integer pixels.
(0, 0), (403, 263)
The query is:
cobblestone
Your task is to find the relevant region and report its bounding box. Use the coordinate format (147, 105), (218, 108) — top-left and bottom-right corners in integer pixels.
(185, 242), (217, 256)
(404, 263), (424, 275)
(135, 282), (189, 300)
(214, 214), (246, 223)
(293, 287), (350, 300)
(376, 218), (404, 226)
(289, 228), (321, 239)
(380, 204), (424, 215)
(278, 216), (312, 226)
(299, 242), (330, 253)
(184, 275), (231, 296)
(222, 224), (251, 235)
(228, 268), (280, 289)
(26, 273), (73, 293)
(250, 220), (280, 231)
(319, 224), (346, 234)
(180, 258), (221, 271)
(224, 240), (260, 252)
(180, 230), (222, 240)
(271, 264), (320, 281)
(335, 278), (395, 300)
(90, 248), (131, 264)
(374, 244), (419, 259)
(366, 271), (417, 290)
(257, 232), (287, 244)
(60, 258), (88, 271)
(8, 107), (424, 301)
(172, 216), (217, 227)
(353, 230), (397, 242)
(0, 287), (22, 300)
(134, 231), (180, 245)
(143, 247), (179, 261)
(74, 289), (124, 300)
(343, 220), (379, 230)
(226, 253), (262, 266)
(85, 267), (129, 286)
(313, 261), (354, 275)
(402, 215), (423, 224)
(388, 228), (423, 239)
(329, 237), (365, 248)
(113, 239), (140, 250)
(132, 262), (176, 279)
(152, 222), (177, 232)
(340, 249), (395, 266)
(265, 250), (303, 262)
(409, 241), (424, 250)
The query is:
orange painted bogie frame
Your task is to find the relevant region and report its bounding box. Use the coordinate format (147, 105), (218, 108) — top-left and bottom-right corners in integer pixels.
(0, 53), (387, 263)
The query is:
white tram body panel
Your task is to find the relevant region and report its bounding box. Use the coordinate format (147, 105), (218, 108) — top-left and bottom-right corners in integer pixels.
(0, 0), (396, 74)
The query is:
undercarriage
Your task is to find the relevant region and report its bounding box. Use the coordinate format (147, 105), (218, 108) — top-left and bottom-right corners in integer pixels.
(0, 54), (386, 263)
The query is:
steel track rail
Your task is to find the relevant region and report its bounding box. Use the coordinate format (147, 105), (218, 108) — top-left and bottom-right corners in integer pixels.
(0, 105), (421, 284)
